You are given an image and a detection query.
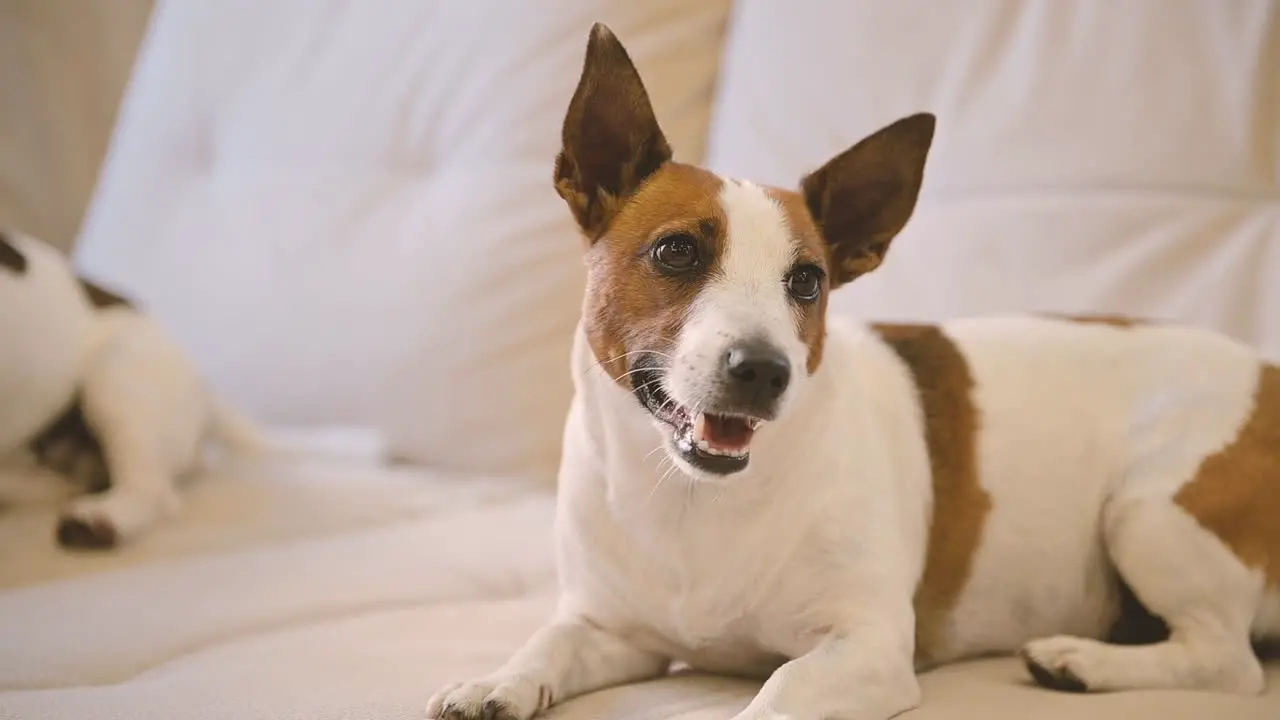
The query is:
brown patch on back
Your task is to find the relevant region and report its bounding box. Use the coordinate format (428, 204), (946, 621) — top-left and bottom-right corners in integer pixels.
(765, 186), (831, 374)
(1045, 312), (1145, 328)
(0, 229), (27, 274)
(871, 323), (991, 666)
(1174, 363), (1280, 589)
(583, 163), (726, 384)
(79, 278), (131, 308)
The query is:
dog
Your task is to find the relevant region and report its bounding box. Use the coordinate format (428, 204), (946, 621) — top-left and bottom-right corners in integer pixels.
(0, 229), (261, 549)
(426, 23), (1279, 720)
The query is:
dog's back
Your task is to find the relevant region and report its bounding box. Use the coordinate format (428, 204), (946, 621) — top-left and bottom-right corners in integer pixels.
(852, 313), (1280, 691)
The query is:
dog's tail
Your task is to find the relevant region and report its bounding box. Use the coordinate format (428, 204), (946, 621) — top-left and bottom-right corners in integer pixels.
(206, 395), (267, 457)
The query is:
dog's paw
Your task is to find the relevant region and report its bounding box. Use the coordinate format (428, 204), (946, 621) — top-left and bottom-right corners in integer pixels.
(56, 513), (119, 549)
(425, 675), (550, 720)
(56, 489), (180, 551)
(1020, 636), (1104, 693)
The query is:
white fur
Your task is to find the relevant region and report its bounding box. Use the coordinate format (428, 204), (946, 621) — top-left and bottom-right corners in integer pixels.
(427, 184), (1277, 719)
(666, 180), (811, 443)
(54, 306), (262, 542)
(0, 231), (262, 545)
(0, 233), (94, 452)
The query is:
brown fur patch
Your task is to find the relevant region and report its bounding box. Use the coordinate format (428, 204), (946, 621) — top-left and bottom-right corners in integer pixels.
(1046, 313), (1144, 328)
(871, 323), (991, 666)
(29, 395), (110, 494)
(0, 230), (26, 273)
(1174, 363), (1280, 589)
(79, 278), (131, 308)
(765, 187), (830, 374)
(583, 163), (726, 385)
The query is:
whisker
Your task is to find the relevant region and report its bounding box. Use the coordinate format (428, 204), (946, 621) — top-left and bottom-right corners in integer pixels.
(579, 348), (676, 383)
(680, 472), (696, 518)
(648, 457), (678, 505)
(711, 485), (725, 505)
(642, 444), (666, 464)
(590, 349), (672, 369)
(633, 377), (671, 397)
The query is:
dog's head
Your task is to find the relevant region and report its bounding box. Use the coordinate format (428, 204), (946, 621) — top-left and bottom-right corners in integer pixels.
(555, 24), (934, 479)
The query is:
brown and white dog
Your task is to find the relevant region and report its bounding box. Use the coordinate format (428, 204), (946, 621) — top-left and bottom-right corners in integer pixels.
(0, 229), (260, 549)
(427, 23), (1279, 720)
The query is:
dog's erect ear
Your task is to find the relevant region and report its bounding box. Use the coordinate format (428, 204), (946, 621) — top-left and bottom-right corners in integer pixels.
(554, 23), (673, 242)
(801, 113), (935, 286)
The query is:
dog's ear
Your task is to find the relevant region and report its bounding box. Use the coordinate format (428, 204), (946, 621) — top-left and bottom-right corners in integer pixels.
(554, 23), (673, 242)
(801, 113), (935, 287)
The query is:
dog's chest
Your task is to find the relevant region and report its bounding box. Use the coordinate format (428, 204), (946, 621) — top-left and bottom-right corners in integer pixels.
(573, 493), (833, 672)
(616, 544), (792, 672)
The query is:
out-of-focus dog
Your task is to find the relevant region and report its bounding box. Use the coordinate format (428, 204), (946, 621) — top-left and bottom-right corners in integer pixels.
(0, 228), (261, 550)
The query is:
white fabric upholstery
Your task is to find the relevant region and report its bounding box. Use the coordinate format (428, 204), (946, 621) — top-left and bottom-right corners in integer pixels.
(74, 0), (733, 478)
(0, 428), (559, 705)
(2, 430), (1276, 719)
(10, 2), (1280, 719)
(707, 0), (1280, 359)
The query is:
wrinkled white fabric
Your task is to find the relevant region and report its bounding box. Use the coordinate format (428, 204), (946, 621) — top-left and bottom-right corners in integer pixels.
(74, 0), (734, 479)
(707, 0), (1280, 359)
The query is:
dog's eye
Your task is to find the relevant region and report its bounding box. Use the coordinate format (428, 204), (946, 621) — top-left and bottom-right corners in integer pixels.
(652, 233), (700, 272)
(785, 265), (823, 303)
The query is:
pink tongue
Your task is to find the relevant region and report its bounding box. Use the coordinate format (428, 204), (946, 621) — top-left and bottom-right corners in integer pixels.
(697, 414), (754, 451)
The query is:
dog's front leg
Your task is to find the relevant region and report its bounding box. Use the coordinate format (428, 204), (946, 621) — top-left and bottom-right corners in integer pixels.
(426, 616), (669, 720)
(733, 623), (920, 720)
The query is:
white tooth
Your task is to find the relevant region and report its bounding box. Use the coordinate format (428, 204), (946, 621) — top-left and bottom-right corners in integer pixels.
(693, 413), (708, 443)
(748, 419), (761, 430)
(696, 438), (723, 457)
(693, 438), (750, 459)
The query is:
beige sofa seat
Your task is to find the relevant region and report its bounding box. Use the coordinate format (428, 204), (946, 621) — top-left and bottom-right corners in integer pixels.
(3, 1), (1277, 719)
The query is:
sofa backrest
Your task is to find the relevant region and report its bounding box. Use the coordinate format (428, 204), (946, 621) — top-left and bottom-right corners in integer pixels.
(73, 0), (734, 479)
(706, 0), (1280, 358)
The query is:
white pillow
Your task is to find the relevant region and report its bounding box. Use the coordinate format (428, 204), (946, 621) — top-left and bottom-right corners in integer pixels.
(706, 0), (1280, 358)
(74, 0), (734, 479)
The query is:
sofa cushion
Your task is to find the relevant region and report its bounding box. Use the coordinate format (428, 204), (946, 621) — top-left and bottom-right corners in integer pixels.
(73, 0), (733, 478)
(706, 0), (1280, 359)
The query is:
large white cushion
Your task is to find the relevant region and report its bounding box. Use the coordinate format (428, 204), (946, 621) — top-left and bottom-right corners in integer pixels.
(74, 0), (733, 479)
(707, 0), (1280, 358)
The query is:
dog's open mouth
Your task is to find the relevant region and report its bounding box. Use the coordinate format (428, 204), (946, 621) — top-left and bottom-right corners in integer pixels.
(631, 359), (761, 475)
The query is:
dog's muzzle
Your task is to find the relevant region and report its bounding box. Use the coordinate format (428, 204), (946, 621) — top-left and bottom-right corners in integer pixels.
(720, 339), (791, 418)
(630, 342), (790, 476)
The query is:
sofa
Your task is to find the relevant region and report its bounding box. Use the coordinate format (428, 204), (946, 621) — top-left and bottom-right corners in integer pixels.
(2, 1), (1277, 718)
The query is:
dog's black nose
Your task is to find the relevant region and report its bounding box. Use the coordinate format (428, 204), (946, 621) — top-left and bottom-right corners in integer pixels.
(724, 341), (791, 402)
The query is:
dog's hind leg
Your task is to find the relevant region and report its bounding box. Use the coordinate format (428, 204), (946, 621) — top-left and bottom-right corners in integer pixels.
(1021, 495), (1266, 694)
(1024, 360), (1278, 695)
(55, 317), (201, 549)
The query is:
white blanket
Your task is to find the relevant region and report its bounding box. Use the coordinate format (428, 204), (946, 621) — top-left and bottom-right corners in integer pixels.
(2, 430), (1276, 719)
